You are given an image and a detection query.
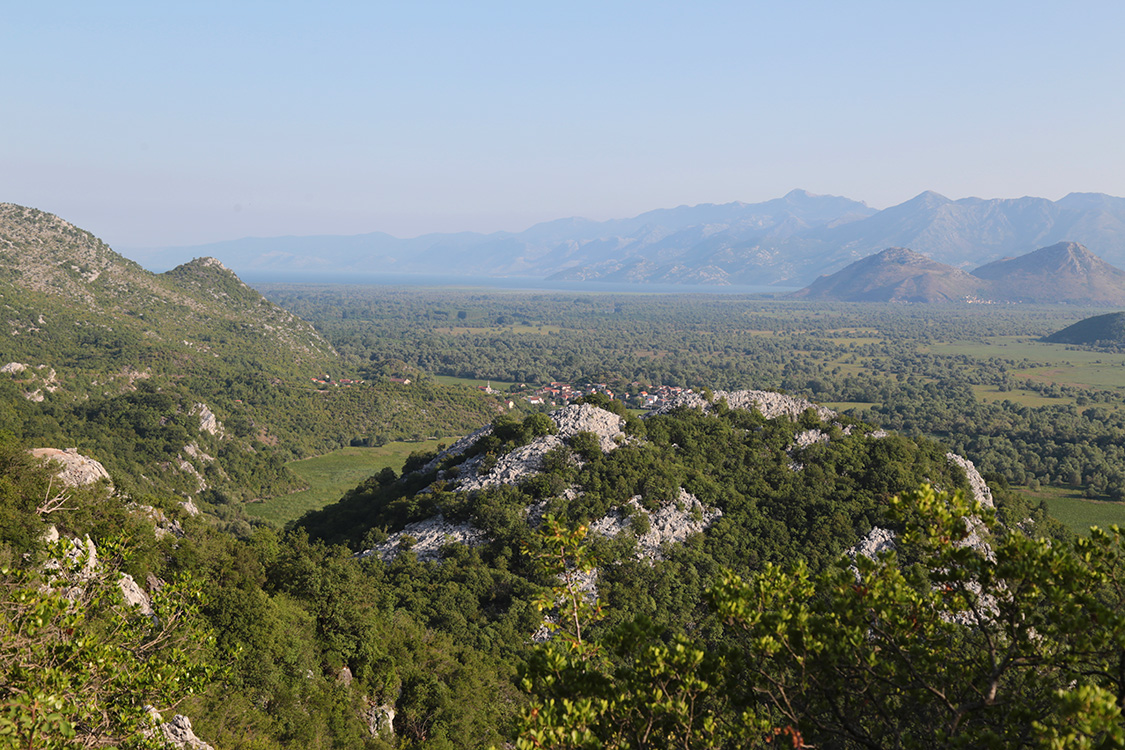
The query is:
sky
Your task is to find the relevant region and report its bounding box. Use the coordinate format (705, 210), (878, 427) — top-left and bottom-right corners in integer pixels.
(4, 1), (1125, 249)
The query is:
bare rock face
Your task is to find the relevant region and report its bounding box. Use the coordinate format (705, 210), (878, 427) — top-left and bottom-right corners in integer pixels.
(550, 404), (626, 450)
(847, 526), (897, 561)
(192, 403), (224, 437)
(30, 448), (112, 488)
(364, 701), (396, 738)
(146, 708), (216, 750)
(651, 389), (836, 421)
(946, 452), (994, 509)
(118, 573), (155, 617)
(437, 404), (626, 494)
(358, 514), (488, 563)
(455, 435), (565, 493)
(590, 490), (722, 562)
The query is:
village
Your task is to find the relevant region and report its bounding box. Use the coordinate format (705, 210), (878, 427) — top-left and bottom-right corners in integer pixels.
(311, 372), (693, 411)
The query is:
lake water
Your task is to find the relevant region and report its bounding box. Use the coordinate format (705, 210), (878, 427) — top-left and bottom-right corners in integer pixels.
(241, 270), (797, 296)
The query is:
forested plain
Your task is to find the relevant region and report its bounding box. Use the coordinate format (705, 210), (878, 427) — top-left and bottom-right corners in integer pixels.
(10, 277), (1125, 748)
(262, 284), (1125, 509)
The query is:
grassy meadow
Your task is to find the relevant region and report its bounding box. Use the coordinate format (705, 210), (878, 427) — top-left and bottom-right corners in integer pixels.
(1018, 484), (1125, 535)
(248, 438), (450, 525)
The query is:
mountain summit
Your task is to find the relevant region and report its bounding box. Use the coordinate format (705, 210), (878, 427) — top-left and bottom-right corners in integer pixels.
(789, 247), (987, 302)
(121, 191), (1125, 287)
(972, 242), (1125, 304)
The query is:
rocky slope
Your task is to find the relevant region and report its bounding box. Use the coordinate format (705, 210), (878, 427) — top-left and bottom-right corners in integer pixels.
(355, 390), (982, 571)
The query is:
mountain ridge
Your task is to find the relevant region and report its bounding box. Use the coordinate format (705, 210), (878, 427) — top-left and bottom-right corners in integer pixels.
(790, 241), (1125, 304)
(119, 190), (1125, 287)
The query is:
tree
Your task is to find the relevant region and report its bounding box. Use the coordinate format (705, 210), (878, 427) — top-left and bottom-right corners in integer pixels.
(515, 486), (1125, 749)
(0, 536), (219, 749)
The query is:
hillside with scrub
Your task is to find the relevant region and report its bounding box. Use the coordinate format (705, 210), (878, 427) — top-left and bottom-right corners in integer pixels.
(6, 206), (1125, 747)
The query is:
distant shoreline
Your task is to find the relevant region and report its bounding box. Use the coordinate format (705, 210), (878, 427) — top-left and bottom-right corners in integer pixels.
(241, 270), (796, 295)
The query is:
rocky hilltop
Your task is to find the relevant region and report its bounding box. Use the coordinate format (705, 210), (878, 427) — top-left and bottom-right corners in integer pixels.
(332, 392), (996, 586)
(972, 241), (1125, 304)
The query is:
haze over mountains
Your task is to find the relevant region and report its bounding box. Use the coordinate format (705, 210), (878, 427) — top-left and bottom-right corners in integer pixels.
(122, 190), (1125, 287)
(791, 242), (1125, 304)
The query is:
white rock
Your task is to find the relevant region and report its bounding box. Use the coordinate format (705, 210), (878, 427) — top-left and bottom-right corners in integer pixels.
(146, 708), (215, 750)
(118, 573), (154, 617)
(847, 526), (896, 561)
(946, 452), (994, 509)
(359, 514), (488, 563)
(30, 448), (112, 488)
(650, 389), (836, 421)
(192, 403), (224, 437)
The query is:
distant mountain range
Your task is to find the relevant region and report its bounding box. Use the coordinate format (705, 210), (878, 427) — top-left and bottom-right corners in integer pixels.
(121, 190), (1125, 287)
(792, 242), (1125, 304)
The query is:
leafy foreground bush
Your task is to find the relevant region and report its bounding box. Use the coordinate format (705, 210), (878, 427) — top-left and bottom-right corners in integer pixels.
(516, 486), (1125, 750)
(0, 539), (218, 749)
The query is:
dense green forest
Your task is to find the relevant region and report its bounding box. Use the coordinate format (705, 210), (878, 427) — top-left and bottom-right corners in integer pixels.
(9, 254), (1125, 747)
(0, 392), (1105, 749)
(261, 284), (1125, 504)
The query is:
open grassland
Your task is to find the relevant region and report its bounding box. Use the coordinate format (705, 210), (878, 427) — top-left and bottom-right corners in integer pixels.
(1019, 484), (1125, 535)
(247, 438), (449, 525)
(433, 375), (519, 390)
(969, 385), (1072, 407)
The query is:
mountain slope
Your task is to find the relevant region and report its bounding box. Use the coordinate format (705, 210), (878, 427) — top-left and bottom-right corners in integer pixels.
(122, 190), (1125, 287)
(0, 203), (337, 373)
(789, 247), (989, 302)
(1042, 311), (1125, 347)
(972, 241), (1125, 304)
(0, 204), (507, 502)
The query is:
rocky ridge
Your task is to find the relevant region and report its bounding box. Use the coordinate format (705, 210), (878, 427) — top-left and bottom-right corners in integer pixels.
(651, 388), (836, 421)
(362, 392), (860, 565)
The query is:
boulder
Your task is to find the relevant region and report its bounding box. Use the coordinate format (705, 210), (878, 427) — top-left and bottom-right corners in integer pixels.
(30, 448), (112, 488)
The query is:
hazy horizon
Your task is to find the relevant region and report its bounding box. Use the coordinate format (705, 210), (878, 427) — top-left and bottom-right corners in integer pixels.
(5, 2), (1125, 249)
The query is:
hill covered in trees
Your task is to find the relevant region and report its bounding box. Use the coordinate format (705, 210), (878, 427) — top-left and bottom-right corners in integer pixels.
(1043, 310), (1125, 349)
(0, 204), (509, 507)
(7, 386), (1114, 748)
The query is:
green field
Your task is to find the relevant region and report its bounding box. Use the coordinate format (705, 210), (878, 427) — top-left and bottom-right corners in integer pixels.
(928, 338), (1125, 391)
(969, 384), (1070, 407)
(433, 374), (519, 390)
(247, 438), (449, 525)
(1019, 485), (1125, 535)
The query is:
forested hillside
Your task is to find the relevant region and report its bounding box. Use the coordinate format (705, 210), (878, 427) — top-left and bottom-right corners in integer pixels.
(0, 205), (509, 508)
(5, 389), (1079, 748)
(7, 206), (1125, 747)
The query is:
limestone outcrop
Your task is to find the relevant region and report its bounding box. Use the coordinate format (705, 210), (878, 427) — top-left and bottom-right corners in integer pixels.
(651, 389), (836, 421)
(30, 447), (112, 488)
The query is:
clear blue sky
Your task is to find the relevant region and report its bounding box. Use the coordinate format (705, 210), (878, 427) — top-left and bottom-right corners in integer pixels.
(4, 1), (1124, 248)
